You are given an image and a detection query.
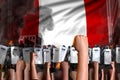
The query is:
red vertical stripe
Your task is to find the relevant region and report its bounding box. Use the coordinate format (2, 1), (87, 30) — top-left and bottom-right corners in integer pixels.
(22, 0), (39, 36)
(84, 0), (109, 47)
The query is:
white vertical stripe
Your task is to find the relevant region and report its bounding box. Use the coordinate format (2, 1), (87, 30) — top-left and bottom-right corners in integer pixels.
(39, 0), (87, 47)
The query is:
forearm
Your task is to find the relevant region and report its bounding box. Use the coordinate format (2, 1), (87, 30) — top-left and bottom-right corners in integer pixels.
(0, 65), (4, 80)
(16, 69), (23, 80)
(110, 69), (115, 80)
(77, 52), (88, 80)
(61, 61), (69, 80)
(70, 71), (77, 80)
(24, 63), (30, 80)
(101, 69), (104, 80)
(93, 62), (99, 80)
(16, 60), (25, 80)
(74, 35), (88, 80)
(51, 73), (55, 80)
(46, 67), (51, 80)
(45, 63), (51, 80)
(8, 69), (16, 80)
(110, 62), (115, 80)
(30, 52), (38, 80)
(1, 72), (5, 80)
(37, 72), (44, 80)
(31, 62), (38, 80)
(89, 68), (94, 80)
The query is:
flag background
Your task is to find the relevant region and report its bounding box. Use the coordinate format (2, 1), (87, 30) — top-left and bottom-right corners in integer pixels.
(0, 0), (119, 46)
(84, 0), (109, 46)
(21, 0), (119, 47)
(39, 0), (87, 46)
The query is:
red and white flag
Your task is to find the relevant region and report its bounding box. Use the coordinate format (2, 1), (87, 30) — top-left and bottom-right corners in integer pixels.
(21, 0), (118, 47)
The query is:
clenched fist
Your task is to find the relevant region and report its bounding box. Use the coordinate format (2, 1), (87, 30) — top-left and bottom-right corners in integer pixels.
(16, 60), (25, 70)
(73, 35), (88, 52)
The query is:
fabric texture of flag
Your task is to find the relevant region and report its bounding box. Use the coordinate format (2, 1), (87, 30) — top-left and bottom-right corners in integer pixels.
(38, 0), (115, 47)
(0, 0), (118, 46)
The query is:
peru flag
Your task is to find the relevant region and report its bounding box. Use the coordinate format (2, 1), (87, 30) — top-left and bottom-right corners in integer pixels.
(22, 0), (118, 47)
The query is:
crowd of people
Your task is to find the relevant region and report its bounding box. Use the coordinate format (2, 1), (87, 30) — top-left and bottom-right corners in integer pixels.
(0, 35), (120, 80)
(0, 35), (89, 80)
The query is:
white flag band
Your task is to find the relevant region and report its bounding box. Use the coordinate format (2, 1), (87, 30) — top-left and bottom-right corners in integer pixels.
(39, 0), (87, 46)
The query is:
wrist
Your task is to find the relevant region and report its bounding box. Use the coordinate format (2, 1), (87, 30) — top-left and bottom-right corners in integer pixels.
(112, 68), (115, 72)
(31, 60), (35, 64)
